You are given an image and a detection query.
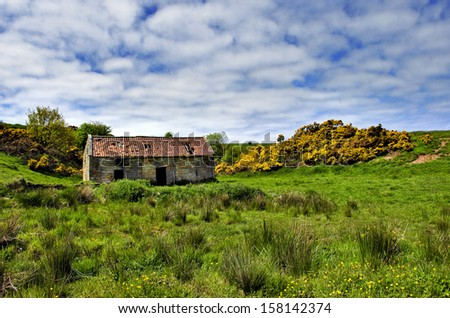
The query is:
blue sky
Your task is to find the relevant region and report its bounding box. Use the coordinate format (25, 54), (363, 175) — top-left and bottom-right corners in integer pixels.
(1, 0), (449, 142)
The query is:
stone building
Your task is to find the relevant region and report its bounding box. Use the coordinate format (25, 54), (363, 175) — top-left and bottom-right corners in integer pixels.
(83, 135), (215, 185)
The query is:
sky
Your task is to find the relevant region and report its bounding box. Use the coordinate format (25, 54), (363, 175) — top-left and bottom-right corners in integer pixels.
(1, 0), (449, 142)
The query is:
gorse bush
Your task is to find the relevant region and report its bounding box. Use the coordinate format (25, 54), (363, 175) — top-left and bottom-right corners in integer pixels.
(217, 119), (414, 174)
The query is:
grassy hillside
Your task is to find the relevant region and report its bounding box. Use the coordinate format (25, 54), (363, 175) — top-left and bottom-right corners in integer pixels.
(0, 131), (449, 298)
(0, 152), (81, 186)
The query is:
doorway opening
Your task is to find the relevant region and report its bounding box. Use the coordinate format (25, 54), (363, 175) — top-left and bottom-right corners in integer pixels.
(155, 167), (167, 185)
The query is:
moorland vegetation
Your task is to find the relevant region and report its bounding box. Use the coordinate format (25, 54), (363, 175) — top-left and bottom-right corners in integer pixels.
(1, 115), (449, 297)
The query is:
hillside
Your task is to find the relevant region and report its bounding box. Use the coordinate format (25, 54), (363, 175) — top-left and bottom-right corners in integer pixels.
(0, 152), (81, 186)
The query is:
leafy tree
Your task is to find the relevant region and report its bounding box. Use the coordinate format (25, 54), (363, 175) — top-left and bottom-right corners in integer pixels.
(26, 106), (76, 152)
(77, 121), (112, 149)
(206, 131), (229, 158)
(277, 134), (285, 143)
(164, 132), (174, 138)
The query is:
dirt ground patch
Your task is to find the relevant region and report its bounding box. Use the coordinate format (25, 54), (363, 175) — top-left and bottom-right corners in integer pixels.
(411, 154), (440, 164)
(383, 151), (400, 160)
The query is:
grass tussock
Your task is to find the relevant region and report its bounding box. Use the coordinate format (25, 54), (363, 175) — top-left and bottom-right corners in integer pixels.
(0, 214), (21, 247)
(357, 223), (402, 267)
(421, 206), (449, 264)
(222, 245), (270, 295)
(275, 190), (337, 217)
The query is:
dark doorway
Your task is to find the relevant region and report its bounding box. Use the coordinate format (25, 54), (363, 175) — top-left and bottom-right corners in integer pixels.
(156, 167), (167, 185)
(114, 169), (124, 180)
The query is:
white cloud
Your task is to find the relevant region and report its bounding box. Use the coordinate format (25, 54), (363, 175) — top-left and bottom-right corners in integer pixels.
(1, 0), (450, 141)
(102, 58), (134, 72)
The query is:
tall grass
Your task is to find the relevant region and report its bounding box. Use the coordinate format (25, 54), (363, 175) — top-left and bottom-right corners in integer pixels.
(421, 206), (449, 263)
(16, 188), (61, 208)
(357, 223), (401, 267)
(37, 209), (60, 230)
(149, 229), (207, 281)
(275, 191), (337, 217)
(0, 214), (20, 247)
(271, 223), (316, 275)
(36, 233), (78, 287)
(244, 221), (316, 276)
(222, 245), (270, 295)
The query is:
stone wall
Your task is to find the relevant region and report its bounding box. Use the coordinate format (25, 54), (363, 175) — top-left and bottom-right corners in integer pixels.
(84, 155), (215, 184)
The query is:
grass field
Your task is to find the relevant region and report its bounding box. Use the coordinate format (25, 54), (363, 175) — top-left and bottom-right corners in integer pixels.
(0, 131), (449, 298)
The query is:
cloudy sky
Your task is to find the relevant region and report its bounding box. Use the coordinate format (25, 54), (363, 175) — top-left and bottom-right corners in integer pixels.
(1, 0), (449, 142)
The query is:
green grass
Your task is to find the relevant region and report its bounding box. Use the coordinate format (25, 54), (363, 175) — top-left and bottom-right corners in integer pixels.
(0, 132), (449, 298)
(0, 152), (81, 186)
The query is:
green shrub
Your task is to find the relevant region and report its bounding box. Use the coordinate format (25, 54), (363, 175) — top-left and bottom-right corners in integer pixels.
(59, 185), (95, 207)
(100, 179), (151, 202)
(217, 183), (265, 201)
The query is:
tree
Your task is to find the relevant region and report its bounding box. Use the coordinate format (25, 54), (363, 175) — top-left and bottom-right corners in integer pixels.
(164, 132), (174, 138)
(277, 134), (285, 143)
(205, 131), (229, 158)
(77, 121), (112, 149)
(26, 106), (75, 152)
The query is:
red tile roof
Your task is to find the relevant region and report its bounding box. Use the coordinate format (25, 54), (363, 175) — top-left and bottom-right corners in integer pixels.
(91, 136), (214, 158)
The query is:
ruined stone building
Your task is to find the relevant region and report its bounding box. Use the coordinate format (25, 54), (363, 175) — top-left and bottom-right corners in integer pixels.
(83, 135), (215, 185)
